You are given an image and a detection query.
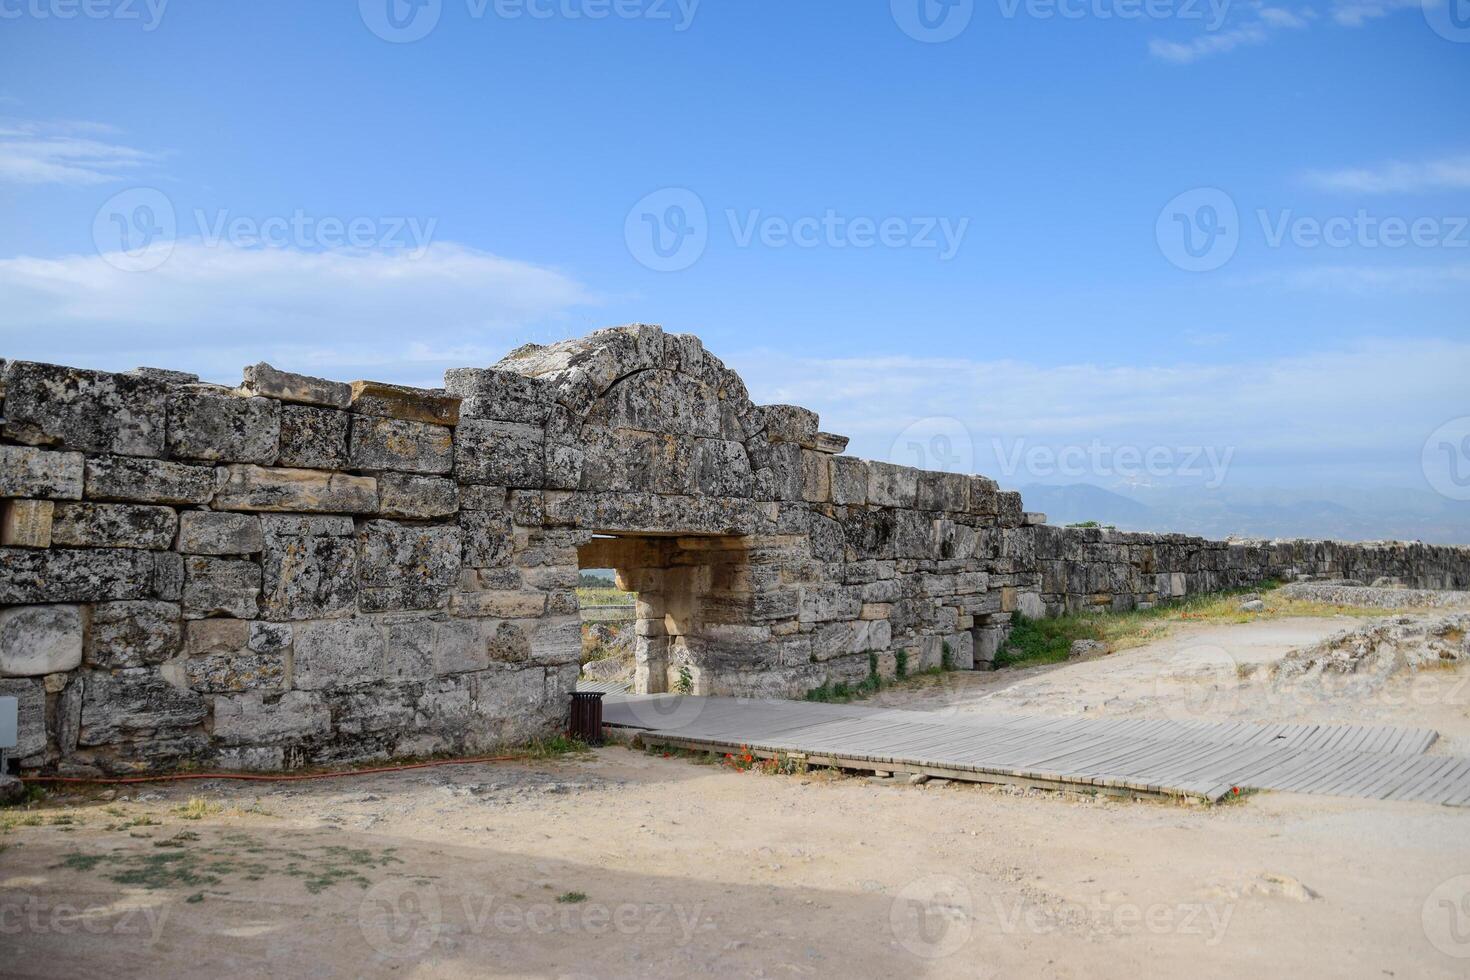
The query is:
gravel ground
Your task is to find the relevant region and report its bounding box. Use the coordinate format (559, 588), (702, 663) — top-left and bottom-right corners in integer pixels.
(1278, 582), (1470, 609)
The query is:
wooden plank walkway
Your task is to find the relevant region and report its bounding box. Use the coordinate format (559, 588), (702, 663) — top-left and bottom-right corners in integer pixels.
(601, 695), (1470, 806)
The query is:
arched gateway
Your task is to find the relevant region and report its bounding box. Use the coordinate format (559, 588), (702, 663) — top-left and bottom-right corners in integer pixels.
(3, 324), (1467, 773)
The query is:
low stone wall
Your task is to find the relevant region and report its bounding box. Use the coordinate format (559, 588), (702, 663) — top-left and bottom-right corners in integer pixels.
(1029, 525), (1470, 620)
(3, 325), (1468, 774)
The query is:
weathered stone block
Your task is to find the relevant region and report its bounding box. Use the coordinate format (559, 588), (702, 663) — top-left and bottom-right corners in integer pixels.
(249, 621), (293, 653)
(212, 690), (332, 744)
(166, 387), (280, 463)
(800, 450), (831, 503)
(184, 617), (249, 654)
(182, 556), (261, 619)
(87, 601), (181, 668)
(350, 380), (460, 426)
(762, 404), (819, 446)
(0, 604), (82, 676)
(3, 361), (166, 457)
(455, 419), (545, 488)
(378, 472), (459, 519)
(357, 521), (462, 611)
(916, 471), (970, 512)
(349, 416), (453, 474)
(240, 362), (351, 409)
(383, 614), (438, 679)
(292, 618), (384, 689)
(867, 462), (920, 509)
(460, 508), (513, 567)
(0, 445), (83, 500)
(812, 432), (849, 454)
(693, 439), (753, 498)
(829, 456), (869, 506)
(530, 616), (581, 666)
(1, 500), (53, 547)
(213, 465), (377, 513)
(50, 502), (177, 550)
(78, 668), (207, 746)
(0, 547), (152, 603)
(184, 651), (286, 693)
(260, 514), (357, 620)
(276, 404), (350, 470)
(443, 368), (552, 424)
(177, 511), (264, 555)
(151, 551), (185, 601)
(798, 584), (863, 624)
(449, 589), (545, 618)
(84, 455), (218, 505)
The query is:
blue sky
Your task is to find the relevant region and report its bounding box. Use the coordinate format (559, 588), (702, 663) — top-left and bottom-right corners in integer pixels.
(1, 0), (1467, 499)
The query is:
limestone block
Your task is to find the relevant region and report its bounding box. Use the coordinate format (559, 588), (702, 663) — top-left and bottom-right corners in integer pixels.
(443, 367), (552, 424)
(184, 651), (286, 693)
(997, 491), (1024, 528)
(455, 419), (546, 488)
(893, 510), (936, 558)
(185, 617), (250, 654)
(529, 616), (581, 666)
(276, 404), (350, 469)
(357, 521), (462, 612)
(800, 450), (831, 503)
(349, 380), (460, 426)
(0, 678), (46, 759)
(0, 547), (152, 603)
(249, 621), (293, 653)
(762, 404), (819, 446)
(2, 500), (53, 547)
(240, 362), (351, 409)
(750, 442), (804, 502)
(916, 471), (970, 512)
(459, 485), (507, 511)
(0, 445), (83, 500)
(151, 551), (185, 601)
(213, 464), (377, 513)
(3, 360), (167, 457)
(0, 605), (82, 676)
(449, 589), (546, 619)
(829, 456), (868, 505)
(86, 600), (181, 668)
(459, 509), (513, 567)
(260, 515), (357, 620)
(130, 366), (198, 385)
(78, 668), (208, 746)
(182, 556), (261, 619)
(799, 584), (863, 624)
(211, 690), (331, 743)
(177, 511), (264, 555)
(377, 472), (458, 519)
(383, 614), (439, 679)
(485, 620), (535, 666)
(349, 416), (453, 474)
(945, 630), (975, 670)
(586, 369), (722, 438)
(292, 618), (384, 689)
(968, 476), (999, 516)
(693, 439), (754, 498)
(867, 462), (920, 509)
(812, 432), (850, 454)
(166, 387), (280, 463)
(51, 502), (177, 550)
(83, 455), (216, 507)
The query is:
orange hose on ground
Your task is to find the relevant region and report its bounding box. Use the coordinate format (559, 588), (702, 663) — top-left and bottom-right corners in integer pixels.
(18, 754), (525, 785)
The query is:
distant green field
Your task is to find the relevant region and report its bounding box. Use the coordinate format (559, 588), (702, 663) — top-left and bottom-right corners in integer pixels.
(577, 586), (634, 607)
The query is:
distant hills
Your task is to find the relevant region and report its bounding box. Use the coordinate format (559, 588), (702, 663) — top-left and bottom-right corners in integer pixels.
(1012, 483), (1470, 546)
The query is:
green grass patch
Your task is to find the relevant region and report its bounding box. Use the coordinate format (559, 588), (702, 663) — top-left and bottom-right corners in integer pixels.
(556, 891), (588, 904)
(523, 734), (592, 758)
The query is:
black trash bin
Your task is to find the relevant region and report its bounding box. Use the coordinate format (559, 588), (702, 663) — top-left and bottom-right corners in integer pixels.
(568, 691), (605, 746)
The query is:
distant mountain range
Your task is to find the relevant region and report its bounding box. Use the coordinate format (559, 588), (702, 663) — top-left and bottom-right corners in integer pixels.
(1011, 483), (1470, 546)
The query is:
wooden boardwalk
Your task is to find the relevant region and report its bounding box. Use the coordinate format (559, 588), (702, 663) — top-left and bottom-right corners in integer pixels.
(601, 694), (1470, 806)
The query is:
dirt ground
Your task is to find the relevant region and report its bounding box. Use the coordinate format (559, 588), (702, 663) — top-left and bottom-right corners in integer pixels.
(4, 611), (1470, 978)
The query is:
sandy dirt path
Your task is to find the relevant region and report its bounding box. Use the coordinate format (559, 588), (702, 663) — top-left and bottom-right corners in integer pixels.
(4, 614), (1469, 979)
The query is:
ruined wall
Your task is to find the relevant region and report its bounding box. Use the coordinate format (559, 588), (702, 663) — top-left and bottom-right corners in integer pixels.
(3, 324), (1469, 773)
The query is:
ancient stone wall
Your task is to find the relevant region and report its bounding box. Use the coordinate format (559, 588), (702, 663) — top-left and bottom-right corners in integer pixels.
(3, 324), (1468, 773)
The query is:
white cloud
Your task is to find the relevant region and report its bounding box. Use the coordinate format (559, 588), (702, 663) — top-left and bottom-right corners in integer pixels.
(728, 338), (1470, 488)
(1330, 0), (1420, 25)
(0, 240), (597, 385)
(0, 119), (159, 185)
(1302, 154), (1470, 194)
(1149, 23), (1271, 63)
